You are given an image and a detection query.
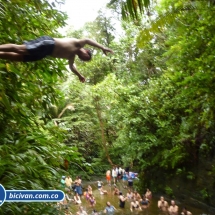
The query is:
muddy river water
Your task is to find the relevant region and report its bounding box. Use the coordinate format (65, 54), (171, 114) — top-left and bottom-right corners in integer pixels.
(66, 180), (211, 215)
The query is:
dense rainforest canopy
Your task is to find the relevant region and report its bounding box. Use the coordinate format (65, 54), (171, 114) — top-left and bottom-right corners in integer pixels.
(0, 0), (215, 214)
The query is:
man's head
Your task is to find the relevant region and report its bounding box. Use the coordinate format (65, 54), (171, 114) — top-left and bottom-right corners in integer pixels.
(106, 201), (111, 206)
(182, 207), (187, 212)
(171, 200), (175, 205)
(160, 196), (164, 202)
(142, 194), (146, 199)
(77, 48), (92, 61)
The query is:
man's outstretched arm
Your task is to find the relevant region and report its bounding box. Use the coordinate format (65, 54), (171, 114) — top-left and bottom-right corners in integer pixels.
(78, 39), (113, 55)
(69, 58), (85, 83)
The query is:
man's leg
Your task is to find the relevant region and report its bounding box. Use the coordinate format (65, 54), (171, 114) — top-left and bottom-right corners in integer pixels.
(0, 52), (24, 61)
(0, 44), (27, 54)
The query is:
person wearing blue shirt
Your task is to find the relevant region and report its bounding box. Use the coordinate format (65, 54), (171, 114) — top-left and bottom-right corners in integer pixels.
(104, 201), (116, 213)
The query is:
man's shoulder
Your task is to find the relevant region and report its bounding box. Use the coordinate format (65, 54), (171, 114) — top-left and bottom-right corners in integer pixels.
(53, 37), (80, 47)
(53, 37), (77, 41)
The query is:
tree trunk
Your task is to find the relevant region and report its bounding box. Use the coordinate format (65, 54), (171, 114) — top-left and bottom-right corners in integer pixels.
(94, 97), (114, 166)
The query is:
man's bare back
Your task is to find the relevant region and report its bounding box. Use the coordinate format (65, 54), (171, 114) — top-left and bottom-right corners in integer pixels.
(0, 36), (113, 83)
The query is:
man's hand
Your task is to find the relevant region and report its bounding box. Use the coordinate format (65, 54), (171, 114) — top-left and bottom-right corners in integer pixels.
(78, 74), (86, 83)
(69, 59), (86, 83)
(102, 47), (114, 55)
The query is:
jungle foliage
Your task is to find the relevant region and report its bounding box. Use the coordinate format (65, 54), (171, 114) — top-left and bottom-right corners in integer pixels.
(1, 0), (215, 214)
(62, 0), (215, 204)
(0, 0), (84, 214)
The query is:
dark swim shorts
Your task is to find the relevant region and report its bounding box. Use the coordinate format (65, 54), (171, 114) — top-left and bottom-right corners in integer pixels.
(23, 36), (55, 62)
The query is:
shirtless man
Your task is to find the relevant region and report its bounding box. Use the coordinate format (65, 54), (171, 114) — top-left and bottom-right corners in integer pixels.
(181, 207), (192, 215)
(168, 200), (179, 215)
(158, 196), (169, 212)
(145, 188), (152, 199)
(76, 206), (88, 215)
(113, 185), (120, 195)
(0, 36), (113, 82)
(133, 191), (141, 201)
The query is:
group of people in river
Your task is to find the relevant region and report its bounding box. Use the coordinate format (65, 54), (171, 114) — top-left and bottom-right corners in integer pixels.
(58, 167), (193, 215)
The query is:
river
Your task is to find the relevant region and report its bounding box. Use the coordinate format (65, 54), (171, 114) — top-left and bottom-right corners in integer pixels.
(66, 180), (211, 215)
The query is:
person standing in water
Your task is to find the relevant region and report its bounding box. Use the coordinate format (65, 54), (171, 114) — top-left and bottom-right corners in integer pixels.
(76, 206), (88, 215)
(103, 201), (116, 213)
(181, 207), (192, 215)
(130, 197), (142, 212)
(158, 196), (169, 212)
(119, 191), (127, 209)
(168, 200), (179, 215)
(145, 188), (152, 199)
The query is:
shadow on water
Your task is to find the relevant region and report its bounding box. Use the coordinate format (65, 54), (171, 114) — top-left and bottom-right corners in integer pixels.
(67, 179), (210, 215)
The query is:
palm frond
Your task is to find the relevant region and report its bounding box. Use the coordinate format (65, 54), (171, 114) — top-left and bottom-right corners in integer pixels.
(0, 2), (5, 15)
(137, 3), (197, 48)
(108, 0), (150, 20)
